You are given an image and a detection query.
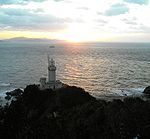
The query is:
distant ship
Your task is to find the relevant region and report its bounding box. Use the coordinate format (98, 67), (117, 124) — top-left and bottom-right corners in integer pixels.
(49, 46), (55, 48)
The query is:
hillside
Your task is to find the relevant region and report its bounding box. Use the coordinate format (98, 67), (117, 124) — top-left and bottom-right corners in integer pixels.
(0, 85), (150, 139)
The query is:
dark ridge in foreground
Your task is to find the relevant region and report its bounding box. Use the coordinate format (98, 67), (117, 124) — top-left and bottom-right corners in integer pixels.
(0, 85), (150, 139)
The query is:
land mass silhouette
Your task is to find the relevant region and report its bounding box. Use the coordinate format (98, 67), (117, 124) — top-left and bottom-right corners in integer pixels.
(0, 85), (150, 139)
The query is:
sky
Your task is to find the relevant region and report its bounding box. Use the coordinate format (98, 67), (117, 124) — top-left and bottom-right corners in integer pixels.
(0, 0), (150, 42)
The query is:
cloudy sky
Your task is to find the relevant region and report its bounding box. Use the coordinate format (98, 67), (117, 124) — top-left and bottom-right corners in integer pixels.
(0, 0), (150, 42)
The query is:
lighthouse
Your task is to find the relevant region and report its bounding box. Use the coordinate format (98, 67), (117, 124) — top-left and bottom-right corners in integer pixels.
(48, 57), (56, 82)
(39, 56), (63, 90)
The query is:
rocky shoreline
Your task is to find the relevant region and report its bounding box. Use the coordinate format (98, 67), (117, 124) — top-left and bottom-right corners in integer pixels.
(0, 85), (150, 139)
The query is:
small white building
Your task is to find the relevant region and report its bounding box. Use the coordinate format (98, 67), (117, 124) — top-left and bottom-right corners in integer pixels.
(39, 56), (63, 90)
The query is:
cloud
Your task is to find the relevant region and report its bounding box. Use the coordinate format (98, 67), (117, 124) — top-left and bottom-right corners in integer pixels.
(139, 24), (150, 33)
(96, 19), (108, 24)
(124, 21), (137, 25)
(128, 24), (150, 33)
(77, 7), (89, 10)
(122, 17), (138, 25)
(53, 0), (64, 2)
(104, 3), (129, 16)
(0, 8), (70, 31)
(94, 19), (108, 26)
(0, 0), (47, 5)
(1, 8), (33, 16)
(124, 0), (149, 5)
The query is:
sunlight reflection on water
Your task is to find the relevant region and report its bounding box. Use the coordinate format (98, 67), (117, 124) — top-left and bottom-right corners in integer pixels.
(0, 43), (150, 96)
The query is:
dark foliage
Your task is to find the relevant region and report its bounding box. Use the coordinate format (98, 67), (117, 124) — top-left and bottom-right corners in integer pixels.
(1, 85), (150, 139)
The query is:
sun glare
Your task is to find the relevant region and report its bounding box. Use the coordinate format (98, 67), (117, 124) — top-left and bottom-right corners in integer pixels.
(55, 23), (98, 42)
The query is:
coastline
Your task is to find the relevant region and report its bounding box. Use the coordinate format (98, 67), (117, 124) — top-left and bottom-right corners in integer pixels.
(0, 84), (149, 106)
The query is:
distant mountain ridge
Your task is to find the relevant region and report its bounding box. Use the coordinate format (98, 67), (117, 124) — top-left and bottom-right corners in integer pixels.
(1, 37), (66, 43)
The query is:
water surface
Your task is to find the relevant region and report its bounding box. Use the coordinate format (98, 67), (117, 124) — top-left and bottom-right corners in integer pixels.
(0, 42), (149, 97)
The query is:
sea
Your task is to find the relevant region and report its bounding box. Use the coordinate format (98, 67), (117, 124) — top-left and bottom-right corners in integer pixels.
(0, 42), (150, 100)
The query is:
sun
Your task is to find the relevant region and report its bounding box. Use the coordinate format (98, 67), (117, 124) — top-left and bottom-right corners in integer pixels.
(59, 23), (96, 42)
(58, 23), (114, 43)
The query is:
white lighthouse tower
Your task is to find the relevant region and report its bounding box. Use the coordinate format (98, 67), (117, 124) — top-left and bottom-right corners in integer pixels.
(39, 56), (63, 90)
(48, 56), (56, 83)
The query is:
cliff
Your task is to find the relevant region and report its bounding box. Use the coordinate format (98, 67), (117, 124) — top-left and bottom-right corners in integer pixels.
(0, 85), (150, 139)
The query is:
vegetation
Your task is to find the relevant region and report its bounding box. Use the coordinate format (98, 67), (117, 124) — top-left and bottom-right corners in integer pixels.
(0, 85), (150, 139)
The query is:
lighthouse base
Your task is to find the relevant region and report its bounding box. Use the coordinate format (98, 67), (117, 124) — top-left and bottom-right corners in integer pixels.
(39, 79), (63, 90)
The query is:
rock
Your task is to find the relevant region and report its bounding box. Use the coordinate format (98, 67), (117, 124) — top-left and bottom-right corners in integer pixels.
(6, 92), (11, 96)
(143, 86), (150, 95)
(8, 89), (23, 97)
(5, 89), (23, 101)
(5, 95), (11, 100)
